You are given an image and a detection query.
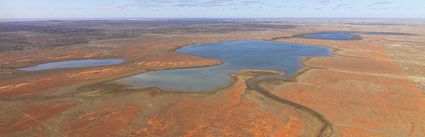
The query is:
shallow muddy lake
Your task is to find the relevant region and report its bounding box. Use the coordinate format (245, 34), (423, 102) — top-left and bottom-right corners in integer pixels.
(19, 59), (125, 71)
(118, 40), (331, 92)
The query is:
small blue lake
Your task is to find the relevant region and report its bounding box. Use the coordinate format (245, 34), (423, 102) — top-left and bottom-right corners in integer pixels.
(118, 40), (332, 92)
(302, 32), (357, 40)
(299, 31), (414, 40)
(19, 59), (125, 71)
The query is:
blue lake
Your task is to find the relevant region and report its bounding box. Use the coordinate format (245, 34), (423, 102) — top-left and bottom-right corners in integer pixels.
(300, 31), (414, 40)
(118, 40), (332, 92)
(302, 32), (357, 40)
(19, 59), (125, 71)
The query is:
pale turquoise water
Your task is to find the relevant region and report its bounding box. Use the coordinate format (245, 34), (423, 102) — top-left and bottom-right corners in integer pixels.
(19, 59), (125, 71)
(118, 40), (332, 92)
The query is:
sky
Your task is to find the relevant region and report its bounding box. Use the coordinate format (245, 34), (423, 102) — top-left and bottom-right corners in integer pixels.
(1, 0), (425, 19)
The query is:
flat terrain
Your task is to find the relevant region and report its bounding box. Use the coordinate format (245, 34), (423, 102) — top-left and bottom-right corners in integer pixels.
(0, 19), (425, 137)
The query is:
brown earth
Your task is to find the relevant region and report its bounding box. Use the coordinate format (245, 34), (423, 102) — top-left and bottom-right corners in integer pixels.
(260, 32), (425, 136)
(0, 19), (425, 137)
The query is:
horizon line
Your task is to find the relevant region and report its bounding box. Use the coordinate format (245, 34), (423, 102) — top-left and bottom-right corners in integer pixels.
(1, 17), (425, 21)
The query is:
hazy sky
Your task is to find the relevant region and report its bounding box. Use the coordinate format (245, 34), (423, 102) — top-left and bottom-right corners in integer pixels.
(1, 0), (425, 18)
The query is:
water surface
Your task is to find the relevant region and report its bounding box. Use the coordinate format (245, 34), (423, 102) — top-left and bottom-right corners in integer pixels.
(300, 31), (414, 40)
(118, 40), (331, 92)
(19, 59), (125, 71)
(302, 32), (357, 40)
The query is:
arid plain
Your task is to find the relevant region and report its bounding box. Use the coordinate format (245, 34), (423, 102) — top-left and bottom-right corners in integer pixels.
(1, 19), (425, 137)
